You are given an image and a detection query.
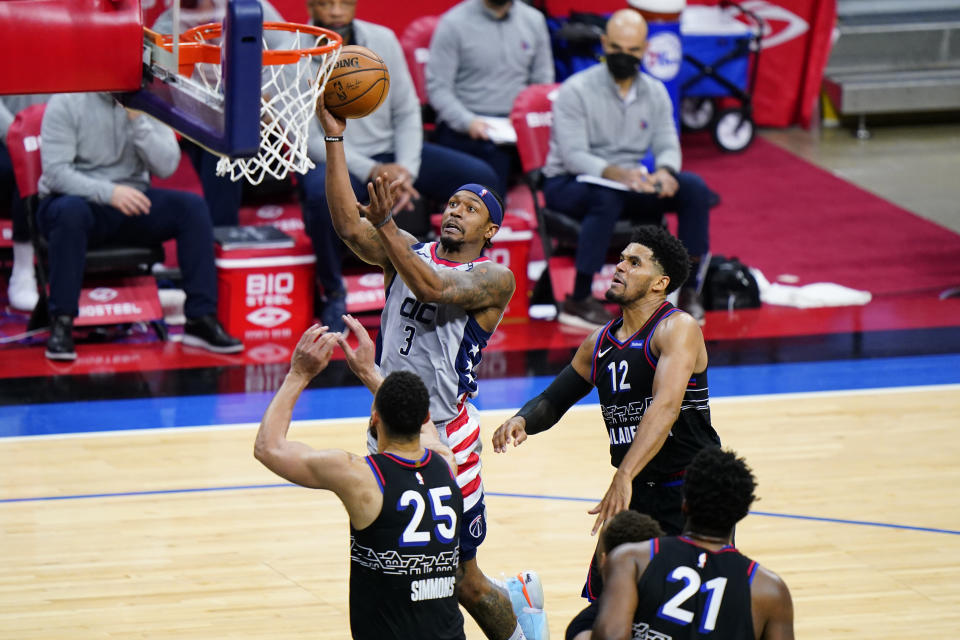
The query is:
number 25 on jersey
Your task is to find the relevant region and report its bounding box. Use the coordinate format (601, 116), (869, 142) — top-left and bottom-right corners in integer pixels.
(397, 487), (458, 547)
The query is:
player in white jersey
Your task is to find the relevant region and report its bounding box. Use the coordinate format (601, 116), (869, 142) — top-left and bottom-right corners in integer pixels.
(319, 98), (548, 640)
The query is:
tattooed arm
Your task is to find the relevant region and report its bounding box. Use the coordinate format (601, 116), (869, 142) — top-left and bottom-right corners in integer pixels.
(320, 96), (418, 269)
(380, 217), (514, 312)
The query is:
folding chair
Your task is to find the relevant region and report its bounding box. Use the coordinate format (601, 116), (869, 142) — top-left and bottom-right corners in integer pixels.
(7, 103), (167, 338)
(510, 84), (646, 306)
(399, 15), (440, 126)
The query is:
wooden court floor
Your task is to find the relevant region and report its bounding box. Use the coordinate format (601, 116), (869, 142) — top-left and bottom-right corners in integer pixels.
(2, 386), (959, 638)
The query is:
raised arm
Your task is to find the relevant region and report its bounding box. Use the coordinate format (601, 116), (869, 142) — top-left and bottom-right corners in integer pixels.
(589, 313), (703, 534)
(254, 325), (382, 527)
(127, 112), (181, 178)
(316, 98), (418, 269)
(591, 544), (651, 640)
(492, 330), (597, 452)
(361, 175), (515, 316)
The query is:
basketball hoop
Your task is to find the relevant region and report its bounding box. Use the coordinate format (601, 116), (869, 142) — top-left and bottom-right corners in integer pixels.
(159, 22), (342, 185)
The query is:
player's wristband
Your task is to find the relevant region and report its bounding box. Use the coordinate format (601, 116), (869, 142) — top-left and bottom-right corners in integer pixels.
(324, 135), (344, 143)
(373, 212), (393, 230)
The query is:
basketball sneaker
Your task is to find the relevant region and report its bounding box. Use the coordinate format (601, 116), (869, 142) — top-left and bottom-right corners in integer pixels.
(505, 570), (549, 640)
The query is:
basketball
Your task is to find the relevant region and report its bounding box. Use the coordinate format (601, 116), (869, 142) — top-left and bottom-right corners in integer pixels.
(322, 45), (390, 119)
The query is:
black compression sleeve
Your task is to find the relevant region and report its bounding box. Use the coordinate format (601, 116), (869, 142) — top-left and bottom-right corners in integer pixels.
(516, 365), (594, 434)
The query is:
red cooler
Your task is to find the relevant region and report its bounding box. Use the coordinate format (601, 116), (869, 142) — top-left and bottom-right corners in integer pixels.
(215, 241), (316, 343)
(486, 217), (534, 322)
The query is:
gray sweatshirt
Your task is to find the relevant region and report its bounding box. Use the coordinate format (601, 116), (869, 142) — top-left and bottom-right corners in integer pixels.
(543, 65), (681, 179)
(38, 93), (181, 203)
(426, 0), (554, 132)
(307, 19), (422, 180)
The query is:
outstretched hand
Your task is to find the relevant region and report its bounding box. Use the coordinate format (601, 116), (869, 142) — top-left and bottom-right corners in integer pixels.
(491, 416), (529, 453)
(315, 92), (346, 137)
(290, 324), (339, 381)
(588, 471), (633, 535)
(336, 314), (382, 392)
(359, 174), (405, 228)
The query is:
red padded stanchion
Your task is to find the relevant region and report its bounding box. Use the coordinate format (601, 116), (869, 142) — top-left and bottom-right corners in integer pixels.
(0, 0), (142, 94)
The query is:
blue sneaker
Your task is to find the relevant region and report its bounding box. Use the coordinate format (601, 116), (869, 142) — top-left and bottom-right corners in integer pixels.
(506, 570), (549, 640)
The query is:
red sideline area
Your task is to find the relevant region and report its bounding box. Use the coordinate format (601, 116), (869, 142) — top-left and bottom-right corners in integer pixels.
(683, 135), (960, 296)
(4, 134), (960, 376)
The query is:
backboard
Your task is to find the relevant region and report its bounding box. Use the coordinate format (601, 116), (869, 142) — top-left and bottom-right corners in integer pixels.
(0, 0), (264, 159)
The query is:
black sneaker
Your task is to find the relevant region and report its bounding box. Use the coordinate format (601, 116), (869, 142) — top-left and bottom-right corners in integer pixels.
(678, 287), (705, 325)
(183, 315), (244, 354)
(320, 289), (347, 333)
(45, 315), (77, 361)
(558, 295), (615, 331)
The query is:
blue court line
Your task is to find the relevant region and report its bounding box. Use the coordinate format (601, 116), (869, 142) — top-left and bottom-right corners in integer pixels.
(2, 353), (960, 438)
(2, 484), (958, 536)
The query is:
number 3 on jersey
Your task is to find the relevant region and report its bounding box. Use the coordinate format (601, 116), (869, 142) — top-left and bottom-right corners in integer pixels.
(399, 325), (416, 356)
(658, 566), (727, 632)
(398, 487), (457, 547)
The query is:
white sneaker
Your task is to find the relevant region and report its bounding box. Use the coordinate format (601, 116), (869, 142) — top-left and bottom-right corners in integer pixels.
(506, 570), (549, 640)
(7, 269), (38, 311)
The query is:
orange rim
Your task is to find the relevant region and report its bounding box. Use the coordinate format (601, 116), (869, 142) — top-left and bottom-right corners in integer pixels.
(147, 22), (342, 69)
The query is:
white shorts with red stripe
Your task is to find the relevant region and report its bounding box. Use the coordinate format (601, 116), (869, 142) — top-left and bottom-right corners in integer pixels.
(364, 400), (484, 512)
(442, 400), (484, 512)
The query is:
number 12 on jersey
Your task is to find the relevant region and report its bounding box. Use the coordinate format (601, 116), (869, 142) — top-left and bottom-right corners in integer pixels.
(607, 360), (631, 392)
(658, 566), (727, 632)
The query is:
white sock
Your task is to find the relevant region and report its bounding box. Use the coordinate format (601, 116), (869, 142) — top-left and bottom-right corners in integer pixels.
(507, 622), (526, 640)
(11, 242), (35, 279)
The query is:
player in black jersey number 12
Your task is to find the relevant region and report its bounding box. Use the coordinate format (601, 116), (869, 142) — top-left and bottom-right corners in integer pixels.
(493, 226), (721, 601)
(592, 447), (795, 640)
(255, 324), (465, 640)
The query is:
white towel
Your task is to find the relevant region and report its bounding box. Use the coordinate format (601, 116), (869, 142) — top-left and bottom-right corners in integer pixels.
(751, 268), (872, 309)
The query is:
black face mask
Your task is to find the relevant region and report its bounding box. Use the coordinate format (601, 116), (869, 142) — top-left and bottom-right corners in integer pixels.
(316, 21), (353, 45)
(605, 52), (640, 80)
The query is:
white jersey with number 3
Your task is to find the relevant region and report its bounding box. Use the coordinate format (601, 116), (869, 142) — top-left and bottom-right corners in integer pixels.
(375, 242), (497, 510)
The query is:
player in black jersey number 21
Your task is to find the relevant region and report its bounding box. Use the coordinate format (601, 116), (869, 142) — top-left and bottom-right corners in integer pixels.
(592, 447), (795, 640)
(255, 325), (465, 640)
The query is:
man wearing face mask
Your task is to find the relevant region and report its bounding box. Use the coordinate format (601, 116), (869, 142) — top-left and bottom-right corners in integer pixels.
(542, 9), (712, 329)
(302, 0), (499, 333)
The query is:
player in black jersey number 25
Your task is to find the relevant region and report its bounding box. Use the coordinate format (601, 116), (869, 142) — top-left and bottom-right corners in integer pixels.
(255, 325), (465, 640)
(592, 447), (795, 640)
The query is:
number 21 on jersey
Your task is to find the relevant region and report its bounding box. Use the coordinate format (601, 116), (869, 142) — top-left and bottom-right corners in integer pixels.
(397, 487), (457, 547)
(658, 566), (727, 632)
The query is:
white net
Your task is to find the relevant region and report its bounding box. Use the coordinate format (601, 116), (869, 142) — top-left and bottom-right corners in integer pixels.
(187, 25), (341, 185)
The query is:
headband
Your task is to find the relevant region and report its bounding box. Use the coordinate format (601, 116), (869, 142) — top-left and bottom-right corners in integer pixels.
(456, 183), (503, 226)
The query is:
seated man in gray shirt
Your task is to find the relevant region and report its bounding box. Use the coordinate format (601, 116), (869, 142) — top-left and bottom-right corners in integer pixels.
(37, 92), (243, 360)
(542, 9), (711, 329)
(302, 0), (499, 333)
(426, 0), (554, 198)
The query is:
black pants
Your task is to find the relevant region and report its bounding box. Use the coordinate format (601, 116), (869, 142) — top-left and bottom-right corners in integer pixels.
(544, 172), (711, 278)
(36, 189), (217, 318)
(0, 141), (29, 242)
